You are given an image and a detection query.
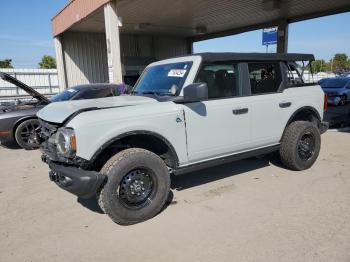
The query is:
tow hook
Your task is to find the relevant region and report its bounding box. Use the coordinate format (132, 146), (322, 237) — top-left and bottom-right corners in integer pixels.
(49, 171), (72, 187)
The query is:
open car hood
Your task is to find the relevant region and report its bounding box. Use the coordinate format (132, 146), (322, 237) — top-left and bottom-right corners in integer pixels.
(0, 71), (50, 103)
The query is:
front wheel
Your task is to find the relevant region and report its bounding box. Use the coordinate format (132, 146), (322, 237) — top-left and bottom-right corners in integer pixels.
(279, 121), (321, 171)
(97, 148), (170, 225)
(14, 119), (41, 150)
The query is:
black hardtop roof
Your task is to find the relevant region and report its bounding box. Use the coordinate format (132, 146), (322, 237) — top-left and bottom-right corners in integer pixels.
(196, 52), (315, 62)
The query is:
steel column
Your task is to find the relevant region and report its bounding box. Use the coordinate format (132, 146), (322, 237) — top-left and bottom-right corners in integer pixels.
(277, 21), (289, 53)
(104, 1), (123, 84)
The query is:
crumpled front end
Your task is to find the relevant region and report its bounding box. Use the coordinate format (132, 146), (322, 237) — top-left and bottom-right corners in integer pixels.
(39, 119), (106, 198)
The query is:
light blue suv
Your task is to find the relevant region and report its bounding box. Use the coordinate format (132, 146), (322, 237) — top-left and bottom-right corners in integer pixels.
(320, 77), (350, 106)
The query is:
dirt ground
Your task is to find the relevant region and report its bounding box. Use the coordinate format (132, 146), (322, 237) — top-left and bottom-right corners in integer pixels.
(1, 130), (350, 262)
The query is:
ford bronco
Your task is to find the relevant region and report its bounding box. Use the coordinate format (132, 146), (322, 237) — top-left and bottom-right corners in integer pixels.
(38, 53), (328, 225)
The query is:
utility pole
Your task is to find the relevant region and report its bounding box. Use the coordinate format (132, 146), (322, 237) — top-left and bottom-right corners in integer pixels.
(330, 58), (333, 72)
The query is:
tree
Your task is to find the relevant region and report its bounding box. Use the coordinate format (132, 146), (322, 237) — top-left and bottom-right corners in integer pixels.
(0, 59), (14, 68)
(310, 59), (328, 73)
(331, 53), (348, 72)
(39, 55), (56, 69)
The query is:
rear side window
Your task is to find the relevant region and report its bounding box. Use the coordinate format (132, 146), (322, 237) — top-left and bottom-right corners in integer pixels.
(248, 62), (282, 94)
(196, 63), (240, 99)
(285, 62), (304, 86)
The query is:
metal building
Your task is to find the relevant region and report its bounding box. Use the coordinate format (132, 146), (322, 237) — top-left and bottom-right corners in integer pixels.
(52, 0), (350, 90)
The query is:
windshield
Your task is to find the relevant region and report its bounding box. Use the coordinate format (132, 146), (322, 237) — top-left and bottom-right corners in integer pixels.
(50, 88), (79, 102)
(133, 62), (193, 96)
(320, 78), (349, 88)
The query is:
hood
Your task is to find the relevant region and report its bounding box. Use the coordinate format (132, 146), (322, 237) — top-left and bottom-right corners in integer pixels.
(37, 95), (157, 123)
(0, 72), (50, 103)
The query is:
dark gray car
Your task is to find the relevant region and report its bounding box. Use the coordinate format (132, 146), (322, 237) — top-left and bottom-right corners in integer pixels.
(0, 72), (124, 149)
(320, 77), (350, 106)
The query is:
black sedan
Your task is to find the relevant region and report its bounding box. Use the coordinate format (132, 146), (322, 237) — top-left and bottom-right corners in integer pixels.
(0, 72), (125, 150)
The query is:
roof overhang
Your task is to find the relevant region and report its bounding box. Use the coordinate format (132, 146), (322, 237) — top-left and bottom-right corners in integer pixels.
(52, 0), (111, 36)
(52, 0), (350, 40)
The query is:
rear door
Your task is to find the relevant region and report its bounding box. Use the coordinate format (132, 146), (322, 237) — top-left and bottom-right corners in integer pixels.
(183, 62), (252, 163)
(247, 61), (291, 146)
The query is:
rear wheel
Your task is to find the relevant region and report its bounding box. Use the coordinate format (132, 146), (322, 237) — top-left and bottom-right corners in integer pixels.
(14, 119), (40, 150)
(97, 148), (170, 225)
(279, 121), (321, 171)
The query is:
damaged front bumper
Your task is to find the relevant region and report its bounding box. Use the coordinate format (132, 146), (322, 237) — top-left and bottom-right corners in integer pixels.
(42, 155), (106, 199)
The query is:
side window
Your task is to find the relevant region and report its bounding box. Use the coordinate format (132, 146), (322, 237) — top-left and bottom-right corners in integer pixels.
(285, 62), (304, 86)
(248, 62), (282, 94)
(195, 63), (240, 99)
(78, 88), (113, 100)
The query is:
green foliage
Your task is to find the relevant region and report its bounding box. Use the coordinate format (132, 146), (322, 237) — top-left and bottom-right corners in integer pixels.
(0, 59), (14, 68)
(39, 55), (56, 69)
(310, 59), (328, 73)
(332, 53), (348, 72)
(309, 53), (349, 73)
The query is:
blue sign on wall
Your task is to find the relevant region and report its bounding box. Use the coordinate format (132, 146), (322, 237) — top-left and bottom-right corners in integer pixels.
(262, 27), (277, 45)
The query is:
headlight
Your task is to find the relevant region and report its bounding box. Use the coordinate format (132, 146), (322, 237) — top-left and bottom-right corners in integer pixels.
(55, 128), (76, 157)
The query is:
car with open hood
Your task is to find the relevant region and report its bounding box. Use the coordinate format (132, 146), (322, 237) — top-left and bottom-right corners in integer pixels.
(38, 53), (329, 225)
(0, 72), (124, 149)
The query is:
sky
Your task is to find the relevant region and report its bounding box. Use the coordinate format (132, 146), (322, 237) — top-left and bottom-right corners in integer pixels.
(194, 12), (350, 60)
(0, 0), (349, 68)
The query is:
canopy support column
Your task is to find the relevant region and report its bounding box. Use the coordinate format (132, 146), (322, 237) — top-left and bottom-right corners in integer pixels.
(104, 0), (123, 84)
(277, 21), (289, 53)
(54, 36), (67, 90)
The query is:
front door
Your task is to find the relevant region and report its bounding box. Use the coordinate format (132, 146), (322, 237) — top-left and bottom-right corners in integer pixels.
(183, 62), (252, 163)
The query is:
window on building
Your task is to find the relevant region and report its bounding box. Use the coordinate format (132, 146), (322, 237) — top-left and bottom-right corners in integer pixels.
(248, 62), (282, 94)
(196, 63), (240, 99)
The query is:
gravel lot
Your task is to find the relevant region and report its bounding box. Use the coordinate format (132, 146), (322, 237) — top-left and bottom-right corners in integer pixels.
(1, 131), (350, 262)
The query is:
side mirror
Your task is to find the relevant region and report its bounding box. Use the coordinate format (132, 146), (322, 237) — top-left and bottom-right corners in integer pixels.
(183, 82), (208, 102)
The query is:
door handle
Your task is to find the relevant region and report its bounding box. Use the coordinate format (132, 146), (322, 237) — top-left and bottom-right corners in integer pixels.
(279, 102), (292, 108)
(232, 108), (248, 115)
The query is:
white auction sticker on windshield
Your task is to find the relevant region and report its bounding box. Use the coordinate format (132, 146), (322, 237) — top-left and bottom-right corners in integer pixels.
(168, 69), (187, 77)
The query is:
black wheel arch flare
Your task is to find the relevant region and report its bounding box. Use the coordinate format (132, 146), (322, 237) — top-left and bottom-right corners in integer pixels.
(281, 106), (322, 141)
(90, 130), (180, 169)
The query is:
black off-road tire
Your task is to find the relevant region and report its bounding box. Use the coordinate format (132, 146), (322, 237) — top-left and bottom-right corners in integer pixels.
(14, 119), (40, 150)
(279, 121), (321, 171)
(97, 148), (170, 225)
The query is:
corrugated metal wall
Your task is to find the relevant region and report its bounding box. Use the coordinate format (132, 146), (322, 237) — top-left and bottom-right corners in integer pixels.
(62, 32), (109, 87)
(61, 31), (190, 87)
(120, 34), (189, 60)
(154, 37), (189, 60)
